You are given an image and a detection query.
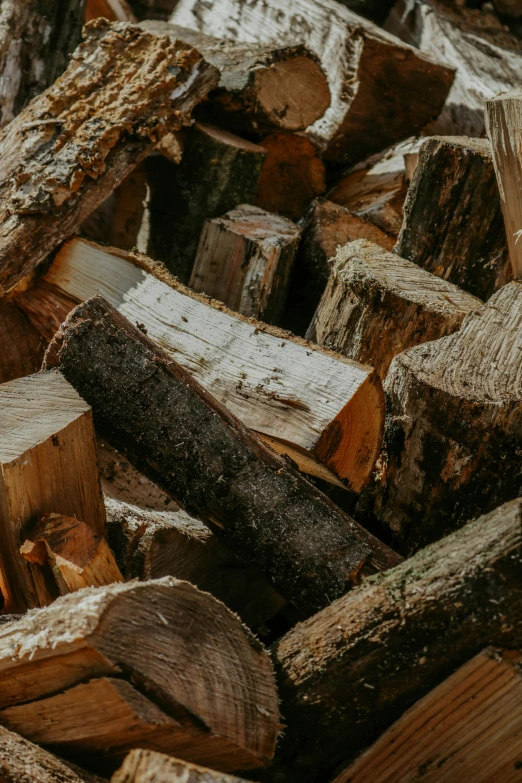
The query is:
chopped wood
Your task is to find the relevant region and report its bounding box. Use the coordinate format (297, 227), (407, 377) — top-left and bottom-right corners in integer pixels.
(32, 236), (386, 491)
(334, 647), (522, 783)
(0, 299), (45, 383)
(112, 751), (249, 783)
(0, 370), (106, 613)
(85, 0), (136, 22)
(190, 204), (301, 323)
(0, 578), (279, 772)
(170, 0), (454, 163)
(0, 19), (218, 295)
(140, 21), (331, 134)
(493, 0), (522, 17)
(272, 498), (522, 783)
(307, 239), (481, 378)
(395, 136), (512, 300)
(13, 279), (79, 343)
(360, 280), (522, 555)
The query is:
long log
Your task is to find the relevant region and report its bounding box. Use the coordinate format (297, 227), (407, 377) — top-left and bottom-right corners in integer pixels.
(113, 751), (248, 783)
(44, 296), (401, 615)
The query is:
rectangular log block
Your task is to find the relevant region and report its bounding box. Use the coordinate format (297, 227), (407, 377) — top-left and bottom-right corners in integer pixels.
(113, 751), (249, 783)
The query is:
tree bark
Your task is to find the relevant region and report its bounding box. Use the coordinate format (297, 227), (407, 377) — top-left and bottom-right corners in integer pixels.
(0, 19), (218, 295)
(272, 498), (522, 783)
(113, 751), (248, 783)
(307, 239), (481, 378)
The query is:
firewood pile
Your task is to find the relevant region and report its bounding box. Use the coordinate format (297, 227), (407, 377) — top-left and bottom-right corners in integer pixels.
(1, 0), (522, 781)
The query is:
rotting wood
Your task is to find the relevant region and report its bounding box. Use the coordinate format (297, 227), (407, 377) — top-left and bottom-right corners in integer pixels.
(0, 370), (106, 613)
(307, 239), (481, 378)
(190, 204), (301, 323)
(112, 750), (250, 783)
(0, 19), (218, 295)
(170, 0), (454, 163)
(0, 299), (45, 383)
(44, 295), (401, 614)
(395, 136), (511, 300)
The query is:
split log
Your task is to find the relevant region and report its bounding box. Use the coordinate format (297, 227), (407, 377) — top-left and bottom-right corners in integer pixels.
(0, 0), (86, 127)
(0, 299), (45, 383)
(141, 21), (330, 134)
(385, 0), (522, 137)
(32, 236), (387, 491)
(0, 19), (218, 295)
(170, 0), (454, 163)
(145, 123), (266, 283)
(307, 239), (481, 378)
(85, 0), (136, 22)
(254, 133), (326, 221)
(272, 498), (522, 783)
(493, 0), (522, 17)
(395, 136), (511, 301)
(334, 647), (522, 783)
(0, 370), (106, 613)
(360, 279), (522, 555)
(113, 751), (249, 783)
(0, 579), (279, 772)
(13, 279), (78, 342)
(190, 204), (301, 323)
(44, 296), (401, 614)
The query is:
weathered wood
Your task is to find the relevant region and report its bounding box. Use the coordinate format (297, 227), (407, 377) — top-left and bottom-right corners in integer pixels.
(360, 280), (522, 555)
(45, 296), (401, 614)
(170, 0), (454, 163)
(190, 204), (300, 323)
(85, 0), (136, 22)
(307, 239), (481, 378)
(254, 133), (326, 221)
(0, 578), (279, 772)
(35, 237), (386, 490)
(395, 136), (511, 301)
(141, 21), (330, 134)
(334, 647), (522, 783)
(145, 123), (266, 283)
(0, 19), (218, 295)
(0, 370), (106, 613)
(272, 498), (522, 783)
(113, 751), (249, 783)
(0, 299), (45, 383)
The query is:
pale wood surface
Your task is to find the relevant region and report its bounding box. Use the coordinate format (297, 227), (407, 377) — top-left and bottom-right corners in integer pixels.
(113, 750), (249, 783)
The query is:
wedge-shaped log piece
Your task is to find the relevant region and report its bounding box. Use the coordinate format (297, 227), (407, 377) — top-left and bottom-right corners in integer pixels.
(0, 579), (279, 772)
(272, 499), (522, 783)
(146, 123), (266, 283)
(170, 0), (454, 162)
(0, 19), (218, 295)
(35, 236), (386, 491)
(190, 205), (300, 323)
(0, 370), (105, 613)
(113, 750), (249, 782)
(395, 136), (511, 300)
(362, 280), (522, 554)
(141, 21), (330, 134)
(307, 240), (481, 378)
(0, 300), (45, 383)
(44, 296), (400, 614)
(335, 647), (522, 783)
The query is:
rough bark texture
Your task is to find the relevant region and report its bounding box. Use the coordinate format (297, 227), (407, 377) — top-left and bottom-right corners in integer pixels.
(190, 204), (301, 324)
(395, 136), (512, 301)
(146, 123), (266, 283)
(44, 296), (401, 615)
(272, 498), (522, 783)
(170, 0), (454, 163)
(359, 280), (522, 555)
(0, 19), (218, 295)
(307, 239), (481, 378)
(0, 299), (45, 383)
(113, 751), (248, 783)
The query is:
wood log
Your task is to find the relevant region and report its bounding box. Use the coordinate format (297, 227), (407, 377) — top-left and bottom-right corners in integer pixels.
(190, 204), (300, 323)
(307, 239), (481, 378)
(0, 578), (279, 772)
(44, 295), (401, 614)
(0, 0), (86, 127)
(385, 0), (522, 137)
(253, 132), (326, 221)
(395, 136), (512, 301)
(359, 279), (522, 555)
(334, 647), (522, 783)
(0, 370), (106, 613)
(0, 299), (45, 383)
(493, 0), (522, 17)
(145, 123), (266, 283)
(0, 19), (218, 295)
(31, 236), (387, 491)
(113, 751), (249, 783)
(271, 498), (522, 783)
(170, 0), (454, 163)
(85, 0), (136, 22)
(141, 21), (330, 134)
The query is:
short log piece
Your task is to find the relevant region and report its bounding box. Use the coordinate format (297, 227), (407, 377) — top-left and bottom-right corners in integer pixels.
(113, 751), (249, 783)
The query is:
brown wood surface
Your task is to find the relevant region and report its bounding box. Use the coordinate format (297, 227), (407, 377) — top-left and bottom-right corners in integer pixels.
(112, 750), (249, 783)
